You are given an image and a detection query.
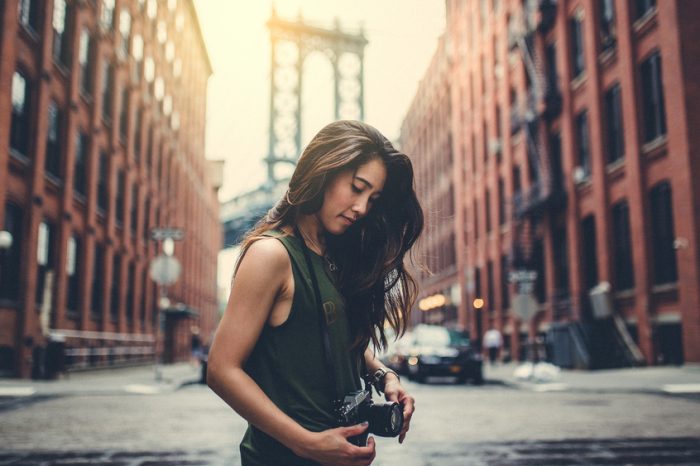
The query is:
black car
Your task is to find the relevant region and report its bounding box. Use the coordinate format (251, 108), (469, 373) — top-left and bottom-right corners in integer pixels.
(405, 325), (483, 385)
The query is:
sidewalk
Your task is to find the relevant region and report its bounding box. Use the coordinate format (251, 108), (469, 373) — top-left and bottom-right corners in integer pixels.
(0, 362), (202, 398)
(484, 362), (700, 394)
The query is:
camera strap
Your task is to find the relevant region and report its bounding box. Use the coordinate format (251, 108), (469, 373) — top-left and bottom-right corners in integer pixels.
(294, 227), (343, 403)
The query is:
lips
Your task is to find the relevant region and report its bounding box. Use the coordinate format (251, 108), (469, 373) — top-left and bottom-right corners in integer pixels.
(340, 215), (355, 225)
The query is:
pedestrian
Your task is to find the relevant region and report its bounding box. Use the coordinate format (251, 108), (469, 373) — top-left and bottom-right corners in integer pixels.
(190, 326), (203, 366)
(484, 327), (503, 365)
(207, 120), (424, 466)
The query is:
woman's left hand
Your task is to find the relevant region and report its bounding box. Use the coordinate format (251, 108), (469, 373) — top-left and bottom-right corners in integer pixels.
(383, 378), (414, 443)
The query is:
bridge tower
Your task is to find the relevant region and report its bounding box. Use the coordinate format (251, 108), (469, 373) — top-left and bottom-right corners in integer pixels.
(221, 10), (368, 245)
(265, 7), (368, 182)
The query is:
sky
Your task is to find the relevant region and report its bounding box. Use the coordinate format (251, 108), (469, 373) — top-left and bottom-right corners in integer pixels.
(193, 0), (447, 202)
(192, 1), (447, 296)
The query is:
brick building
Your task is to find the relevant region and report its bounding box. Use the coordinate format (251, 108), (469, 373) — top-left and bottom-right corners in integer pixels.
(0, 0), (222, 378)
(402, 0), (700, 366)
(400, 37), (459, 328)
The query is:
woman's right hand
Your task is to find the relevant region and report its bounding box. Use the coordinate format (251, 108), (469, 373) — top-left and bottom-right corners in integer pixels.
(296, 423), (376, 466)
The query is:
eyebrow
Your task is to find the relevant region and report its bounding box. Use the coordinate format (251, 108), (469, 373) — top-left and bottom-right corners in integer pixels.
(354, 175), (381, 194)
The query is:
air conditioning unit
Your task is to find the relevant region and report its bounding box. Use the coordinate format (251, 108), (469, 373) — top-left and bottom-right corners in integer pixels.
(589, 281), (613, 319)
(572, 166), (587, 184)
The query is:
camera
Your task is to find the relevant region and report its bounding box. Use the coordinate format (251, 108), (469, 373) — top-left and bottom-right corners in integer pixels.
(334, 387), (404, 446)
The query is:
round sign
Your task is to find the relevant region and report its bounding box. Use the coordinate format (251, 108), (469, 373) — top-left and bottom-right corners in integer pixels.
(512, 293), (538, 321)
(149, 255), (182, 285)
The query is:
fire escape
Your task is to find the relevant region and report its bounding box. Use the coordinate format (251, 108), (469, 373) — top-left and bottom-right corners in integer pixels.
(508, 1), (643, 369)
(508, 0), (563, 292)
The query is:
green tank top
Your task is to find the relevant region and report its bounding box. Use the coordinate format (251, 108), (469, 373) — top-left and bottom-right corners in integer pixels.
(239, 231), (363, 466)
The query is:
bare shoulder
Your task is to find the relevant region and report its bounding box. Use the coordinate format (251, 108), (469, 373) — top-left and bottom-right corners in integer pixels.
(236, 237), (291, 283)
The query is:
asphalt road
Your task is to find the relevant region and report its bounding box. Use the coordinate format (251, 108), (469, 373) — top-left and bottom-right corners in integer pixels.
(2, 378), (700, 465)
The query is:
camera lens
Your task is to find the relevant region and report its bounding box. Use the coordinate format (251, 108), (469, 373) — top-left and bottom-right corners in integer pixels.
(367, 402), (403, 437)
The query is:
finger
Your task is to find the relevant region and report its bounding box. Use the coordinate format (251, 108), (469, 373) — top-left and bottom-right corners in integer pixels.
(341, 422), (369, 438)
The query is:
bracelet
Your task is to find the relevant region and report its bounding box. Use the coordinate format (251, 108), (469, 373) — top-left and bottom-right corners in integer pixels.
(373, 367), (401, 392)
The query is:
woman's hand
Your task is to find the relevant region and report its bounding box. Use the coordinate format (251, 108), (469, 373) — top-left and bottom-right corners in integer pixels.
(296, 423), (376, 466)
(383, 378), (415, 443)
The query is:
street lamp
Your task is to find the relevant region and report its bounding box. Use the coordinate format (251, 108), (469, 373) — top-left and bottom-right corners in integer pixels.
(0, 231), (13, 292)
(473, 298), (484, 353)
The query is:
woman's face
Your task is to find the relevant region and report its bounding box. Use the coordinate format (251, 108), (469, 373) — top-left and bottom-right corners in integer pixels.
(317, 158), (387, 235)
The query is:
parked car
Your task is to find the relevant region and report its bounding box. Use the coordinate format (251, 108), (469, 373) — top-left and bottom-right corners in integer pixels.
(377, 330), (414, 376)
(405, 325), (483, 385)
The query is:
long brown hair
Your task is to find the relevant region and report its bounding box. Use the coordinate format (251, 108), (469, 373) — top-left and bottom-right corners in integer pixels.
(238, 120), (423, 352)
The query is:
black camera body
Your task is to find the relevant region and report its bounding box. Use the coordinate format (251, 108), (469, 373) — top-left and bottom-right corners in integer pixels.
(334, 386), (404, 446)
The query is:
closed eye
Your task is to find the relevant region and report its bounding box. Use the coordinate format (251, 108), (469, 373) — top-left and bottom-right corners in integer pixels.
(352, 184), (363, 194)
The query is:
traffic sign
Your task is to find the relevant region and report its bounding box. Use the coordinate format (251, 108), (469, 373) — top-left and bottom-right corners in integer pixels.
(512, 293), (539, 321)
(150, 228), (184, 241)
(509, 269), (538, 283)
(149, 254), (182, 285)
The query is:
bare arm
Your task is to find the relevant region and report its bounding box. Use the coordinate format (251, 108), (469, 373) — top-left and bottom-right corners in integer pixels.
(364, 347), (415, 443)
(207, 238), (376, 465)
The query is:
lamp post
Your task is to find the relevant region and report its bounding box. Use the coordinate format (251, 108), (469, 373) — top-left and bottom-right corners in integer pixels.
(473, 298), (484, 353)
(0, 231), (13, 294)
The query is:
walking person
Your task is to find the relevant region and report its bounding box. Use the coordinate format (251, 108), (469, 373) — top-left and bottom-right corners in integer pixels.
(207, 121), (424, 466)
(484, 327), (503, 365)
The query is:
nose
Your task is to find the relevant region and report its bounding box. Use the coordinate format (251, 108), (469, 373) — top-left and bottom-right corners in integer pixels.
(352, 197), (370, 219)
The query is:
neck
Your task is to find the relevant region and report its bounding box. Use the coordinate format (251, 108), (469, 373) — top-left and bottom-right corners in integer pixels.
(295, 214), (325, 255)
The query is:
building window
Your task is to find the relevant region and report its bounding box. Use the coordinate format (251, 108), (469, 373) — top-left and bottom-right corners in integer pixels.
(134, 109), (142, 163)
(143, 198), (150, 241)
(640, 51), (667, 144)
(575, 110), (591, 179)
(18, 0), (41, 32)
(101, 0), (115, 30)
(132, 34), (144, 83)
(500, 254), (510, 310)
(52, 0), (71, 67)
(533, 238), (546, 303)
(635, 0), (656, 20)
(487, 261), (494, 312)
(581, 215), (598, 290)
(10, 71), (31, 157)
(126, 262), (135, 322)
(73, 131), (88, 197)
(473, 199), (479, 240)
(79, 29), (94, 96)
(36, 221), (55, 306)
(553, 221), (569, 294)
(649, 181), (678, 285)
(91, 244), (104, 319)
(130, 185), (138, 236)
(119, 87), (128, 141)
(66, 235), (81, 314)
(498, 178), (506, 225)
(110, 254), (121, 321)
(97, 151), (108, 213)
(513, 165), (521, 195)
(45, 101), (62, 178)
(0, 204), (24, 303)
(611, 201), (635, 291)
(599, 0), (616, 52)
(604, 83), (625, 164)
(570, 15), (585, 79)
(119, 9), (131, 57)
(102, 60), (113, 123)
(549, 132), (564, 190)
(485, 189), (491, 234)
(116, 170), (124, 227)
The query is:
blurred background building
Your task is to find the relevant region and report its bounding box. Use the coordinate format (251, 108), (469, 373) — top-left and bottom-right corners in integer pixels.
(401, 0), (700, 367)
(0, 0), (221, 378)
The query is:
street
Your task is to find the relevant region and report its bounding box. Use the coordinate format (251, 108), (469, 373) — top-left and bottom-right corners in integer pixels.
(2, 364), (700, 465)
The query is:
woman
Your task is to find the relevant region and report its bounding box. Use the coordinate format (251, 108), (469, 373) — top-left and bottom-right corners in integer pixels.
(207, 120), (424, 466)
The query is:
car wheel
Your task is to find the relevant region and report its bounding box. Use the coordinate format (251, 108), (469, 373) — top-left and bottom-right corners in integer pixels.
(472, 372), (484, 385)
